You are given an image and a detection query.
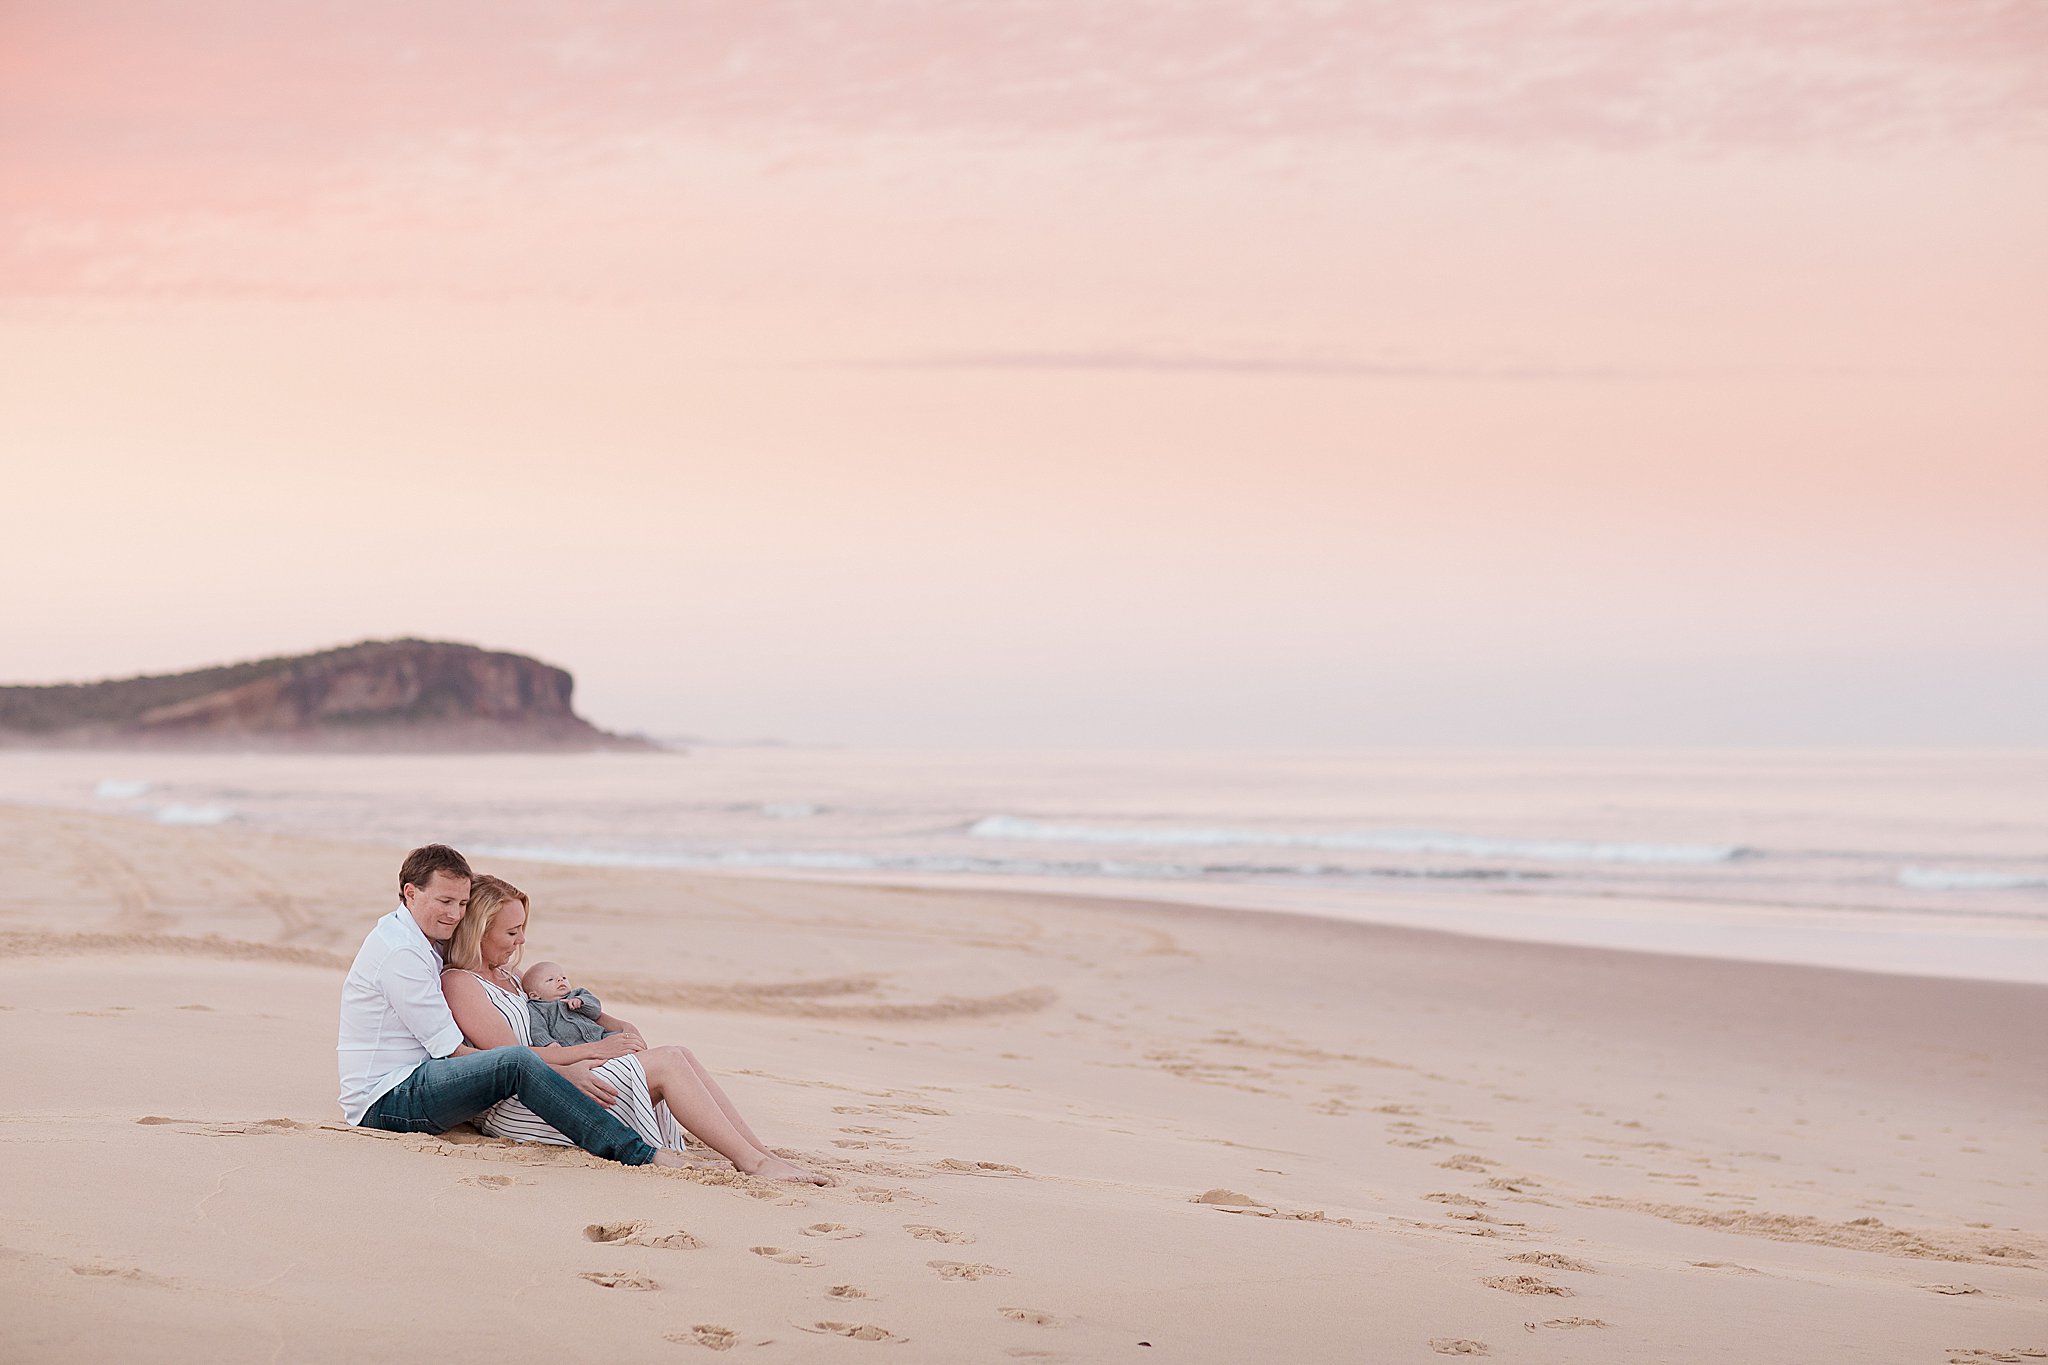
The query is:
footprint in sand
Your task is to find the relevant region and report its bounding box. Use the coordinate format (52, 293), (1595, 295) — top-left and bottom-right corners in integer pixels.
(587, 1221), (703, 1249)
(1946, 1353), (2047, 1364)
(136, 1116), (304, 1138)
(1191, 1189), (1356, 1226)
(580, 1271), (658, 1290)
(999, 1307), (1057, 1325)
(1507, 1253), (1594, 1273)
(751, 1246), (822, 1266)
(461, 1174), (526, 1189)
(1925, 1284), (1983, 1295)
(1526, 1318), (1607, 1331)
(664, 1325), (736, 1350)
(802, 1223), (864, 1240)
(929, 1261), (1010, 1280)
(71, 1262), (174, 1287)
(904, 1225), (974, 1244)
(1482, 1275), (1572, 1296)
(933, 1159), (1025, 1177)
(1436, 1155), (1498, 1172)
(1428, 1341), (1489, 1356)
(829, 1285), (869, 1299)
(796, 1322), (902, 1341)
(1191, 1189), (1276, 1215)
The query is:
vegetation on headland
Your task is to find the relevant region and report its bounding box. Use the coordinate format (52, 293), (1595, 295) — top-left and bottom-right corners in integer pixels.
(0, 639), (651, 751)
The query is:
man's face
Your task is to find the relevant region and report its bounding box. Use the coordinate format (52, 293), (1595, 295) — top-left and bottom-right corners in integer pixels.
(402, 871), (470, 941)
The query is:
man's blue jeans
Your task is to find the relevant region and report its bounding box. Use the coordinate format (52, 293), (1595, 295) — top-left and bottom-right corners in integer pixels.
(360, 1047), (655, 1166)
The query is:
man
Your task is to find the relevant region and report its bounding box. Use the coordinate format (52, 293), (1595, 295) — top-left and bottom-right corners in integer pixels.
(337, 842), (684, 1169)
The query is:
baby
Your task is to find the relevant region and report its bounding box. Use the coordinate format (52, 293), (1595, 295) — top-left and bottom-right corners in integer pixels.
(520, 960), (629, 1048)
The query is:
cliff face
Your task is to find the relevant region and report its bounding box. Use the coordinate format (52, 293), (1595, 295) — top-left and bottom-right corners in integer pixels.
(0, 640), (649, 751)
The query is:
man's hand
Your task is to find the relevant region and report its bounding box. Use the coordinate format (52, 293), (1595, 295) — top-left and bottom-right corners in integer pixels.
(560, 1059), (619, 1107)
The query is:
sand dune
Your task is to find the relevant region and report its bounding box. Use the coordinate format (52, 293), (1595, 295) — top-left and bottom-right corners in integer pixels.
(2, 804), (2043, 1362)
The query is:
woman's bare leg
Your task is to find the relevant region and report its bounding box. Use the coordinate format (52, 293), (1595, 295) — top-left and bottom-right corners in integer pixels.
(671, 1046), (770, 1152)
(639, 1048), (824, 1183)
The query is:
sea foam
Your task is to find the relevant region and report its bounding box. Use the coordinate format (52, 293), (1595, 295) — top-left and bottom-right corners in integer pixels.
(966, 815), (1743, 865)
(94, 779), (151, 800)
(468, 843), (1526, 883)
(152, 804), (233, 826)
(1899, 867), (2048, 892)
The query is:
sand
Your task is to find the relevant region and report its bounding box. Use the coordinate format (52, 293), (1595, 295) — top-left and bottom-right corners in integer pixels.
(1, 801), (2043, 1363)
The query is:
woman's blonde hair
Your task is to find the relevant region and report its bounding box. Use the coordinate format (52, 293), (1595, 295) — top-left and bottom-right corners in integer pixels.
(445, 873), (530, 974)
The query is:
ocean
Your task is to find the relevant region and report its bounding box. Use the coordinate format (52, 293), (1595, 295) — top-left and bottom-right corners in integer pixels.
(3, 747), (2043, 984)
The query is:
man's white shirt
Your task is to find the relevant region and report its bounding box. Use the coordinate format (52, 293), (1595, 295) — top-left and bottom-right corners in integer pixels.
(337, 906), (466, 1124)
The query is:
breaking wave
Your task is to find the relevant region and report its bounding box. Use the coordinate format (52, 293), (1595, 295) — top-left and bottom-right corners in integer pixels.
(469, 843), (1537, 883)
(966, 815), (1744, 865)
(1899, 867), (2048, 892)
(152, 804), (234, 826)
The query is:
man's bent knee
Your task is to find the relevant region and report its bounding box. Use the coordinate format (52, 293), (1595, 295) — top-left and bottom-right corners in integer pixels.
(505, 1045), (548, 1076)
(483, 1045), (548, 1082)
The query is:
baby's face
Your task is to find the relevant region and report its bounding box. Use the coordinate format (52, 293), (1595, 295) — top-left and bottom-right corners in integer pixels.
(527, 965), (572, 1000)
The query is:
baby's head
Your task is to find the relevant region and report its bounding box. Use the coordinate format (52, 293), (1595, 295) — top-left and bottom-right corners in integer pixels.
(522, 960), (572, 1001)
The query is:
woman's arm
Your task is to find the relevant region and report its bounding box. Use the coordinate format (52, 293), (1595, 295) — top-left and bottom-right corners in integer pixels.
(593, 1010), (647, 1046)
(437, 971), (623, 1108)
(440, 969), (521, 1049)
(440, 970), (631, 1063)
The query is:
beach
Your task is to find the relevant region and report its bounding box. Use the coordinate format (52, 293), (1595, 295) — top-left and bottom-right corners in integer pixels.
(2, 795), (2043, 1363)
(10, 0), (2045, 1356)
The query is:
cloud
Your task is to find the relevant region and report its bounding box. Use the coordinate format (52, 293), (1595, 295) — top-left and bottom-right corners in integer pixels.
(831, 349), (1668, 381)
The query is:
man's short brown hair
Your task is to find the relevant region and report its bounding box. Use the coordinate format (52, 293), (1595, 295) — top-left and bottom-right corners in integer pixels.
(398, 843), (472, 894)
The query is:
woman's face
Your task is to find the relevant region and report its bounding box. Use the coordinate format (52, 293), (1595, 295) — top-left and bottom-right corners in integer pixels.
(480, 899), (527, 969)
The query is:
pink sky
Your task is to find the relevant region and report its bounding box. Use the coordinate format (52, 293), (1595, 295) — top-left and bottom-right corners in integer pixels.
(2, 1), (2044, 744)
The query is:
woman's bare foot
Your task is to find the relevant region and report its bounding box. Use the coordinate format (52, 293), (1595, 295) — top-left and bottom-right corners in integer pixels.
(650, 1149), (713, 1171)
(746, 1154), (829, 1185)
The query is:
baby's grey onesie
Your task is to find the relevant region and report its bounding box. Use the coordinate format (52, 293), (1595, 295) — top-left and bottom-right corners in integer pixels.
(527, 987), (613, 1047)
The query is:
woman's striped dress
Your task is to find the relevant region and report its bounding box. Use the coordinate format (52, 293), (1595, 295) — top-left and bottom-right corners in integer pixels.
(462, 971), (687, 1152)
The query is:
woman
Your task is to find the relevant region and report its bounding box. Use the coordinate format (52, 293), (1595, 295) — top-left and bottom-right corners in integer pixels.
(440, 874), (824, 1184)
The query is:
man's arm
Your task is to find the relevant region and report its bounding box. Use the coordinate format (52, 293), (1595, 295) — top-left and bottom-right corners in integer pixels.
(382, 948), (466, 1059)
